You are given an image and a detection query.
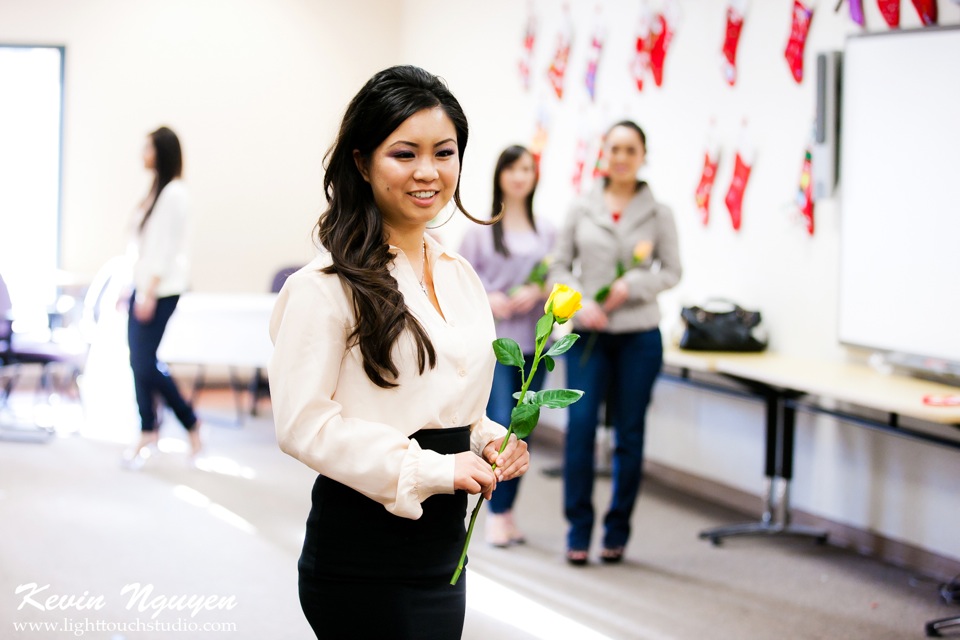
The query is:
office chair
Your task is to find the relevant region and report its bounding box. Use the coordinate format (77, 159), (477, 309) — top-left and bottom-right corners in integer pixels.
(270, 265), (300, 294)
(249, 265), (302, 415)
(927, 615), (960, 637)
(0, 258), (123, 405)
(925, 578), (960, 637)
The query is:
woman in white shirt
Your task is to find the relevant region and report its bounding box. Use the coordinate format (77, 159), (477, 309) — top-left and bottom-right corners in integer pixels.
(125, 126), (200, 466)
(269, 66), (529, 640)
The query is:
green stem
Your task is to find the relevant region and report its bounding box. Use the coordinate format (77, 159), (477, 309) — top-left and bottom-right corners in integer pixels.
(450, 322), (551, 585)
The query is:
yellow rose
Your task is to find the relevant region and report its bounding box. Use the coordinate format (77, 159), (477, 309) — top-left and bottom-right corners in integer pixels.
(544, 284), (583, 323)
(633, 240), (654, 263)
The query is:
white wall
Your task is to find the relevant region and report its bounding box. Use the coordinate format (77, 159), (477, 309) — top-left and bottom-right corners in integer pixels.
(399, 0), (960, 563)
(0, 0), (402, 291)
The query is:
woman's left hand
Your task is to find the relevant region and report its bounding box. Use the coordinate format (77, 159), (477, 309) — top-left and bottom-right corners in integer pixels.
(482, 434), (529, 482)
(509, 284), (543, 315)
(601, 279), (629, 313)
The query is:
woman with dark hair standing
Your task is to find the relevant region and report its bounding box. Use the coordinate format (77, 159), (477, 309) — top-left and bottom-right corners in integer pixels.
(459, 145), (555, 548)
(124, 126), (201, 467)
(549, 120), (681, 566)
(268, 66), (529, 639)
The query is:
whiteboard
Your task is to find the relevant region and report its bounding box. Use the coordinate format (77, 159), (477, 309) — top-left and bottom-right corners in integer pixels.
(838, 27), (960, 366)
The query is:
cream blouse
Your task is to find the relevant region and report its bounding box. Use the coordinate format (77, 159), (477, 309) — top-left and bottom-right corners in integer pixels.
(268, 234), (506, 520)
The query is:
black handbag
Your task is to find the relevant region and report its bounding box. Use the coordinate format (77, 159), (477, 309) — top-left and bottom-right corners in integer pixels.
(679, 300), (768, 352)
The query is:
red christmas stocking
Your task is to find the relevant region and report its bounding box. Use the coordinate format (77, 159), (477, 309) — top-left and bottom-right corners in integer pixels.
(530, 110), (550, 175)
(592, 137), (607, 180)
(784, 0), (814, 84)
(695, 125), (720, 225)
(721, 0), (747, 86)
(724, 132), (754, 231)
(797, 145), (814, 235)
(649, 13), (674, 87)
(878, 0), (900, 27)
(849, 0), (865, 26)
(910, 0), (937, 24)
(572, 138), (588, 194)
(518, 11), (537, 91)
(547, 9), (573, 99)
(631, 4), (653, 91)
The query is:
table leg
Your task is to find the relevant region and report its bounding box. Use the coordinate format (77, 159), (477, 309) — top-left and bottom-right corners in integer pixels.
(699, 389), (827, 546)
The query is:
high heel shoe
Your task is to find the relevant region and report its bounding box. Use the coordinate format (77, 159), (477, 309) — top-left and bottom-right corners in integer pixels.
(600, 546), (625, 564)
(485, 514), (512, 548)
(504, 511), (526, 545)
(188, 422), (203, 458)
(566, 549), (589, 566)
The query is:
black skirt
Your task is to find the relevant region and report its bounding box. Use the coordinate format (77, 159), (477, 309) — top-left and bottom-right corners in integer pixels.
(298, 426), (470, 640)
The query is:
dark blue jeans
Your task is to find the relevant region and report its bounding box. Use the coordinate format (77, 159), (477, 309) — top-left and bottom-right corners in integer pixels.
(563, 328), (662, 551)
(128, 294), (197, 433)
(486, 356), (547, 514)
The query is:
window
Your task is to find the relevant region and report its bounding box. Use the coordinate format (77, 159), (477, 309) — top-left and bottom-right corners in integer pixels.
(0, 45), (64, 331)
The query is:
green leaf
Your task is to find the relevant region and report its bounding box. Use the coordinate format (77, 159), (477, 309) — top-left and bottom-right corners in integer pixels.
(535, 313), (554, 343)
(543, 355), (555, 372)
(535, 389), (584, 409)
(492, 338), (524, 368)
(511, 390), (537, 404)
(594, 286), (611, 303)
(545, 333), (580, 357)
(615, 261), (626, 278)
(509, 403), (541, 439)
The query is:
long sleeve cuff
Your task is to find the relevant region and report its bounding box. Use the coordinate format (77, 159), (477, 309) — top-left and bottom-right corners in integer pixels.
(393, 441), (456, 519)
(470, 415), (508, 457)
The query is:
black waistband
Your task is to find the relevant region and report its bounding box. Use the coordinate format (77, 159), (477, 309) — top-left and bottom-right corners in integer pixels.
(409, 426), (470, 455)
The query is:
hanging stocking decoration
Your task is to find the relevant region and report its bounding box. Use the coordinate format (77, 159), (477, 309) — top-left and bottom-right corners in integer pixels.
(721, 0), (748, 86)
(649, 1), (680, 87)
(518, 5), (537, 91)
(910, 0), (937, 25)
(724, 124), (754, 232)
(547, 5), (573, 99)
(796, 141), (814, 235)
(694, 123), (720, 226)
(878, 0), (900, 27)
(592, 134), (607, 180)
(530, 106), (550, 175)
(784, 0), (814, 84)
(572, 137), (588, 194)
(585, 13), (605, 101)
(848, 0), (865, 26)
(631, 2), (653, 91)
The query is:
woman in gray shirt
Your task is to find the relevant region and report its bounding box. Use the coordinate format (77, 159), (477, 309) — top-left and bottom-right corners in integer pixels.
(549, 121), (681, 565)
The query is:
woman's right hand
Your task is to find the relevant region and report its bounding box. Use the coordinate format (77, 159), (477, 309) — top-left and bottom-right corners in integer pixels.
(576, 299), (608, 331)
(453, 452), (498, 500)
(488, 291), (513, 320)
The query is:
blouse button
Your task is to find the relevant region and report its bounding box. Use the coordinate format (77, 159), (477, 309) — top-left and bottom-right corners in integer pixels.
(458, 368), (467, 377)
(452, 413), (460, 425)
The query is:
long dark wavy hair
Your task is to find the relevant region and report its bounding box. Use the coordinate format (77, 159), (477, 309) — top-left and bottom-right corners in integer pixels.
(140, 126), (182, 231)
(317, 65), (489, 389)
(490, 145), (538, 257)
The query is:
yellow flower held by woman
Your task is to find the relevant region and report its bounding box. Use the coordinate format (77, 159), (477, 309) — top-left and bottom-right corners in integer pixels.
(633, 240), (654, 263)
(545, 283), (583, 323)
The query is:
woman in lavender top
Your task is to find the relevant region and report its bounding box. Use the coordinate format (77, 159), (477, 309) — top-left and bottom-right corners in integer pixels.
(459, 145), (556, 547)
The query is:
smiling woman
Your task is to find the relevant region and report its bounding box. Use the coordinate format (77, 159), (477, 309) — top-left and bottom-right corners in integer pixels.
(267, 65), (530, 640)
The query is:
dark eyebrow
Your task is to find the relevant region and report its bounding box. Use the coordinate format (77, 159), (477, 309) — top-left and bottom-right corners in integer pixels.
(388, 138), (457, 149)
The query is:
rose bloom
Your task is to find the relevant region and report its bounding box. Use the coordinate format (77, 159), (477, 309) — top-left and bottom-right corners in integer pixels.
(633, 240), (654, 263)
(545, 284), (583, 323)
